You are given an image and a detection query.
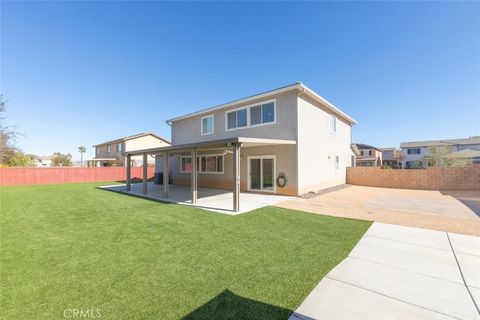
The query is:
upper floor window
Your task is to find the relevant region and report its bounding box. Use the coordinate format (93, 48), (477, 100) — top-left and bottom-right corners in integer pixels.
(360, 150), (364, 156)
(407, 148), (421, 154)
(369, 150), (372, 156)
(116, 143), (123, 152)
(107, 145), (111, 153)
(227, 108), (247, 130)
(201, 115), (214, 135)
(226, 100), (276, 131)
(330, 115), (337, 133)
(250, 102), (275, 126)
(96, 147), (99, 154)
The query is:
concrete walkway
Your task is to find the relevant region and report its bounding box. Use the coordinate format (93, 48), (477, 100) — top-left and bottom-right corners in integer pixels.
(290, 223), (480, 320)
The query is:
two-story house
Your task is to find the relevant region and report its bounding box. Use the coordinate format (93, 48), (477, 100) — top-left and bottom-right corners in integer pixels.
(379, 147), (402, 169)
(124, 82), (357, 212)
(400, 137), (480, 168)
(89, 132), (170, 167)
(354, 143), (382, 167)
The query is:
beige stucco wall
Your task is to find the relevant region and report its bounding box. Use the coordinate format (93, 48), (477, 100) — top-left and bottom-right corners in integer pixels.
(95, 135), (170, 166)
(159, 144), (298, 196)
(296, 95), (353, 194)
(171, 91), (298, 145)
(126, 135), (170, 166)
(95, 141), (124, 163)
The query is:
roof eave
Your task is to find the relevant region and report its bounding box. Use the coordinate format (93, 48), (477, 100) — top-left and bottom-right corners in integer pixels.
(165, 82), (357, 126)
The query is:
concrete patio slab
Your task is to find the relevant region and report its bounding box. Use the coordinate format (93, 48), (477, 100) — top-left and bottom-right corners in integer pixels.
(290, 222), (480, 320)
(99, 182), (292, 215)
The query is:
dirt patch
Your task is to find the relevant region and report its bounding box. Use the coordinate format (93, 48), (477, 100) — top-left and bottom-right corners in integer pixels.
(277, 185), (480, 236)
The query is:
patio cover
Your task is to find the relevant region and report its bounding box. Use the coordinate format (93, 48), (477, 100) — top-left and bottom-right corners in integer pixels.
(122, 137), (296, 212)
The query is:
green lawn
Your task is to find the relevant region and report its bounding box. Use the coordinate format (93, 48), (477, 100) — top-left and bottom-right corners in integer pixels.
(1, 182), (370, 320)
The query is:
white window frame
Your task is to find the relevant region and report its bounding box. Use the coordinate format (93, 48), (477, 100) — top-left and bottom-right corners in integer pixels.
(335, 155), (340, 172)
(180, 154), (224, 174)
(247, 155), (276, 193)
(107, 145), (111, 153)
(225, 99), (276, 131)
(201, 115), (215, 136)
(116, 143), (123, 152)
(330, 115), (337, 134)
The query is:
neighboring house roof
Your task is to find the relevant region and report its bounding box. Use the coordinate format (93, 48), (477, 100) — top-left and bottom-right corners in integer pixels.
(354, 143), (381, 151)
(445, 148), (480, 159)
(166, 82), (357, 125)
(400, 137), (480, 148)
(350, 143), (360, 156)
(34, 155), (54, 160)
(379, 147), (396, 151)
(93, 132), (170, 147)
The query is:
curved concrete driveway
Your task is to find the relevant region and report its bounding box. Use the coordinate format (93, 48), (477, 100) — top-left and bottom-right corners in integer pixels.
(290, 223), (480, 320)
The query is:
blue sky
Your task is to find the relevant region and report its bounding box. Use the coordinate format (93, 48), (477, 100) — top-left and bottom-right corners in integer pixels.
(1, 1), (479, 161)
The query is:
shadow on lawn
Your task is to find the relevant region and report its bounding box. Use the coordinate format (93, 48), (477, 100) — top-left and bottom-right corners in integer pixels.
(182, 290), (313, 320)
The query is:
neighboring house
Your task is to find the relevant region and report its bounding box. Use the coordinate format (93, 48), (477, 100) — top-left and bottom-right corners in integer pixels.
(354, 143), (382, 167)
(126, 82), (357, 212)
(379, 147), (402, 169)
(34, 155), (54, 167)
(400, 136), (480, 168)
(89, 133), (170, 167)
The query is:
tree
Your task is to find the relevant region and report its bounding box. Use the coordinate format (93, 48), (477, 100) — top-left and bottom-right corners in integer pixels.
(78, 146), (86, 166)
(425, 145), (470, 167)
(0, 95), (33, 167)
(51, 152), (73, 167)
(1, 149), (35, 167)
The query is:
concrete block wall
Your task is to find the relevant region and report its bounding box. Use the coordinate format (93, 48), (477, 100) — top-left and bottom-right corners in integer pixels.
(346, 164), (480, 190)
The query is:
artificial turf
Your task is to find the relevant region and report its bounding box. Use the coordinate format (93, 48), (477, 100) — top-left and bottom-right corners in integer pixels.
(0, 182), (370, 319)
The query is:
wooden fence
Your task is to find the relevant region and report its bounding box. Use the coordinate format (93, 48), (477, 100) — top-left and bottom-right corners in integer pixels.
(0, 166), (155, 186)
(346, 164), (480, 190)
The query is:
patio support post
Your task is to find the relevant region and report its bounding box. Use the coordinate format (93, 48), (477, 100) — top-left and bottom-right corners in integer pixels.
(232, 143), (241, 212)
(191, 148), (197, 204)
(126, 154), (131, 191)
(142, 153), (148, 194)
(163, 151), (169, 198)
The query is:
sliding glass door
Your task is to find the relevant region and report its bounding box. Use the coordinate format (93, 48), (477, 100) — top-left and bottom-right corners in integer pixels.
(249, 156), (275, 192)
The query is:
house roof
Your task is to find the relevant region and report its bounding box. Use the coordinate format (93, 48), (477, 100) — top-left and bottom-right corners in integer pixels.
(400, 137), (480, 148)
(354, 143), (381, 151)
(379, 147), (396, 151)
(166, 82), (357, 125)
(34, 155), (54, 160)
(446, 148), (480, 159)
(350, 143), (360, 156)
(93, 132), (170, 147)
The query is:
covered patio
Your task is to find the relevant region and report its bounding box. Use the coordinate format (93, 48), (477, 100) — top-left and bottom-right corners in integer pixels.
(119, 137), (296, 213)
(101, 182), (293, 214)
